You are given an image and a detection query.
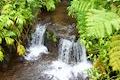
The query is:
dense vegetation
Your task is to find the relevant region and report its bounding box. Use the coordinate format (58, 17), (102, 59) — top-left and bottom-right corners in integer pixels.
(68, 0), (120, 79)
(0, 0), (120, 79)
(0, 0), (59, 61)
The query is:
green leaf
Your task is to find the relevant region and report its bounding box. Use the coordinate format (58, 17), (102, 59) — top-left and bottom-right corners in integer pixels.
(2, 29), (17, 37)
(44, 0), (56, 11)
(17, 44), (25, 56)
(0, 51), (4, 61)
(108, 35), (120, 71)
(6, 19), (14, 27)
(0, 37), (2, 44)
(1, 4), (13, 15)
(86, 9), (120, 38)
(68, 0), (94, 16)
(5, 31), (16, 37)
(16, 16), (25, 26)
(5, 37), (14, 45)
(0, 22), (4, 30)
(12, 28), (21, 37)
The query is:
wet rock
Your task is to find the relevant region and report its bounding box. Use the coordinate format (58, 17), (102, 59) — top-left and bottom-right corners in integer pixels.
(67, 23), (76, 35)
(46, 23), (76, 43)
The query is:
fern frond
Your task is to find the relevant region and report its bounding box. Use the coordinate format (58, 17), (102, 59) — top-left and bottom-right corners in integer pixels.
(111, 35), (120, 41)
(109, 35), (120, 71)
(44, 0), (56, 11)
(68, 0), (94, 16)
(86, 9), (120, 38)
(109, 46), (120, 54)
(110, 40), (120, 48)
(109, 35), (120, 50)
(109, 51), (120, 71)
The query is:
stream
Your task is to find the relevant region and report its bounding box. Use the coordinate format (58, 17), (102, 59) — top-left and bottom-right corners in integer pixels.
(0, 2), (92, 80)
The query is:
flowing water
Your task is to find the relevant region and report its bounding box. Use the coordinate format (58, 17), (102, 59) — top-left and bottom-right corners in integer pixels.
(42, 38), (92, 80)
(58, 38), (73, 63)
(72, 40), (87, 62)
(22, 23), (92, 80)
(0, 2), (92, 80)
(24, 24), (49, 61)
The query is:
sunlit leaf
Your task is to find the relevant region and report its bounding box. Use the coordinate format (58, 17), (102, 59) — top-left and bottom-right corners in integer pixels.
(109, 35), (120, 71)
(0, 51), (4, 61)
(5, 37), (14, 45)
(6, 19), (14, 27)
(1, 4), (13, 14)
(17, 44), (25, 56)
(5, 31), (16, 37)
(86, 9), (120, 38)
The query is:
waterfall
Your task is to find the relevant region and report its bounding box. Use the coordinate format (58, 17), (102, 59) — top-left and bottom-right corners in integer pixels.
(43, 38), (92, 80)
(58, 38), (87, 63)
(72, 41), (87, 62)
(24, 24), (49, 61)
(58, 38), (73, 63)
(23, 23), (91, 80)
(31, 24), (46, 46)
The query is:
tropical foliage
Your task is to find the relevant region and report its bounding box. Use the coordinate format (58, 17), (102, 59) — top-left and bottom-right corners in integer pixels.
(109, 35), (120, 71)
(68, 0), (120, 79)
(0, 0), (59, 61)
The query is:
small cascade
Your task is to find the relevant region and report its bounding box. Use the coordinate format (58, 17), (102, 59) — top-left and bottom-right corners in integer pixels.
(58, 38), (73, 63)
(72, 41), (87, 63)
(0, 3), (93, 80)
(24, 24), (49, 61)
(31, 24), (46, 46)
(23, 22), (91, 80)
(58, 38), (87, 64)
(43, 38), (92, 80)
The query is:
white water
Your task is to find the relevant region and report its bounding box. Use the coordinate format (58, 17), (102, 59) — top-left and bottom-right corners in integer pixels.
(73, 40), (87, 62)
(24, 24), (48, 61)
(44, 39), (92, 80)
(58, 38), (73, 63)
(44, 61), (91, 80)
(24, 23), (92, 79)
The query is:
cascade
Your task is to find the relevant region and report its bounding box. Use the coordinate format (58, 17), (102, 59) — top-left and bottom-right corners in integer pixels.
(23, 23), (92, 80)
(58, 38), (87, 64)
(72, 40), (87, 63)
(58, 38), (73, 63)
(24, 24), (48, 61)
(43, 38), (92, 80)
(0, 3), (93, 80)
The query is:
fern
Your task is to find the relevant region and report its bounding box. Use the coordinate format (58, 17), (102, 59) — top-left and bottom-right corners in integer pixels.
(45, 0), (55, 11)
(68, 0), (120, 38)
(86, 9), (120, 38)
(68, 0), (94, 16)
(42, 0), (59, 11)
(109, 35), (120, 71)
(68, 0), (120, 79)
(68, 0), (95, 32)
